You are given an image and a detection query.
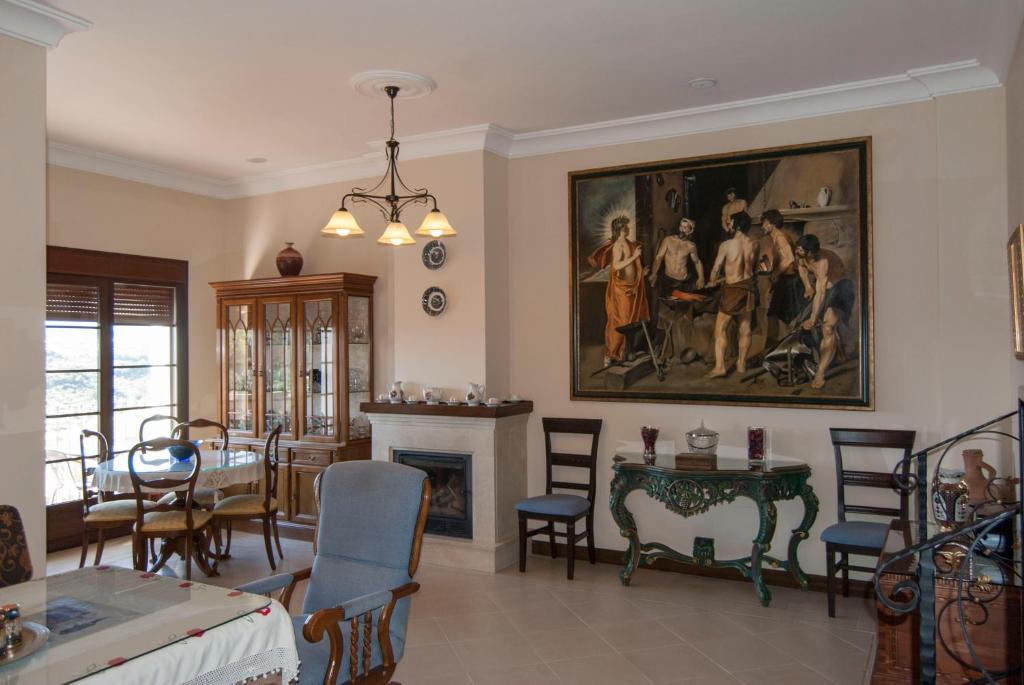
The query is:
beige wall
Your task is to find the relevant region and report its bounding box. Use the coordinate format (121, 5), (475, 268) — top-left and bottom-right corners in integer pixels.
(507, 89), (1014, 574)
(0, 34), (48, 565)
(1007, 27), (1024, 436)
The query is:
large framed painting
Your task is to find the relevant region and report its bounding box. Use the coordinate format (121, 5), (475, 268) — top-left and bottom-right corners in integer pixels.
(569, 137), (873, 409)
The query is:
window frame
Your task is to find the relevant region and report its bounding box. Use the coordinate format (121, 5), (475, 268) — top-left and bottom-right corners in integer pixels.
(45, 246), (188, 551)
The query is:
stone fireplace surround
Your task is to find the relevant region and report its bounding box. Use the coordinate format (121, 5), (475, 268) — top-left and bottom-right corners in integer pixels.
(362, 401), (532, 573)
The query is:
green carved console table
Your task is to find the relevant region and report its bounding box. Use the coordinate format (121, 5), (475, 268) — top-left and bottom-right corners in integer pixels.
(610, 450), (818, 607)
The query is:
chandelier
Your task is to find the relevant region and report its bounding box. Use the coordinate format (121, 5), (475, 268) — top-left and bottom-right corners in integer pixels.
(320, 85), (456, 246)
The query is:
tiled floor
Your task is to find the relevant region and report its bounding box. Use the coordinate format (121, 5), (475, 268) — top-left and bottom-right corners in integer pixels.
(48, 537), (876, 685)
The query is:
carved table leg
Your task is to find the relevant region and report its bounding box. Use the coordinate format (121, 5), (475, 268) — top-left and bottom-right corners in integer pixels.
(751, 499), (778, 607)
(609, 476), (640, 586)
(787, 483), (819, 590)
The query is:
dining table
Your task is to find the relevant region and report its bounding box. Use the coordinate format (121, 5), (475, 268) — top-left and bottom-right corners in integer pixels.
(93, 449), (264, 576)
(0, 565), (299, 685)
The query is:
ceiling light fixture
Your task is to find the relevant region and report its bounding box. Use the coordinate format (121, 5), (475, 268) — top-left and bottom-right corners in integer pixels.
(321, 84), (455, 246)
(688, 77), (717, 90)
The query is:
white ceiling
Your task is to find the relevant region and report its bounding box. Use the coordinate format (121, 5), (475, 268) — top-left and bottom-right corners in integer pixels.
(44, 0), (1024, 182)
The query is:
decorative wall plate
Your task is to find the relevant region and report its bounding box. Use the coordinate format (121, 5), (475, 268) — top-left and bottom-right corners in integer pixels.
(422, 240), (447, 270)
(421, 287), (447, 317)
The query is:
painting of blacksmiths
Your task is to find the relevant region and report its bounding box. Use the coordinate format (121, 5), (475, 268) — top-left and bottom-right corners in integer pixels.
(569, 138), (873, 409)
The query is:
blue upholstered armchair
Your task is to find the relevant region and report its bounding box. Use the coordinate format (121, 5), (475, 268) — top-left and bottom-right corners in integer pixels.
(237, 461), (430, 685)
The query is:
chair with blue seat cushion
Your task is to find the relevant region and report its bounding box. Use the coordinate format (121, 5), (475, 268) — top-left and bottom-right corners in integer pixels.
(821, 427), (915, 617)
(515, 417), (602, 580)
(236, 460), (430, 685)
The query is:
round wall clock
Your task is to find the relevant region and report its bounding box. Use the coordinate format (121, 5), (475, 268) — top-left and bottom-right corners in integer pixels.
(421, 287), (447, 317)
(422, 240), (447, 270)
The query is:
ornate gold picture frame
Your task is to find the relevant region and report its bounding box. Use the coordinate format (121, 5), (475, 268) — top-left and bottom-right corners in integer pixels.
(569, 137), (873, 409)
(1008, 225), (1024, 360)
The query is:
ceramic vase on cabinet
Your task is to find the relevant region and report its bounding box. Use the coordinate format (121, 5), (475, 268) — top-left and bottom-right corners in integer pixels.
(276, 242), (304, 276)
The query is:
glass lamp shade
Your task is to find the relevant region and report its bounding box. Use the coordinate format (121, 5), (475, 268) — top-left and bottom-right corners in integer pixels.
(320, 209), (365, 238)
(414, 209), (457, 238)
(376, 222), (416, 246)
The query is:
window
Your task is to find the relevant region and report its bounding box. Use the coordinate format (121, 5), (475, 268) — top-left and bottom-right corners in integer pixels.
(44, 248), (188, 510)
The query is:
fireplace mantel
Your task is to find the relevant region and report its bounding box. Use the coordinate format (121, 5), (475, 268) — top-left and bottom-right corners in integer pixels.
(363, 401), (533, 572)
(359, 400), (533, 419)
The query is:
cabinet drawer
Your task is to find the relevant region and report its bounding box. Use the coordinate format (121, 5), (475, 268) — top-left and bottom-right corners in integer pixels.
(290, 448), (333, 466)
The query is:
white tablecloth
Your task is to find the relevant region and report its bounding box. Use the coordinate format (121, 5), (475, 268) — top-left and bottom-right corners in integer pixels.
(0, 567), (299, 685)
(93, 449), (264, 494)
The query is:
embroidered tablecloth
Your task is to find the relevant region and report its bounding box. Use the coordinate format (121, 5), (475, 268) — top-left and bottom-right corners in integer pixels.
(93, 449), (264, 494)
(0, 566), (299, 685)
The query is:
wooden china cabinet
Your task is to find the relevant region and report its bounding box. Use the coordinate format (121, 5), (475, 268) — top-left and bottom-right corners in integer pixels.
(211, 272), (376, 532)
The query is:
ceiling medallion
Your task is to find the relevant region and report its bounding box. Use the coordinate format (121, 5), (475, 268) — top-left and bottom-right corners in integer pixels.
(320, 75), (455, 247)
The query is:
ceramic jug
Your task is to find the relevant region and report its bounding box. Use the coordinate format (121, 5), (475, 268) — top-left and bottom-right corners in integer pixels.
(466, 383), (484, 405)
(816, 185), (832, 207)
(963, 449), (999, 505)
(388, 381), (405, 403)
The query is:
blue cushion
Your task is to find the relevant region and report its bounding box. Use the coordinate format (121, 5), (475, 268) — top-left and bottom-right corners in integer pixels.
(515, 494), (590, 517)
(820, 520), (889, 548)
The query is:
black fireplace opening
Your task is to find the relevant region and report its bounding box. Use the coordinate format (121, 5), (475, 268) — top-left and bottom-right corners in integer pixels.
(394, 451), (472, 539)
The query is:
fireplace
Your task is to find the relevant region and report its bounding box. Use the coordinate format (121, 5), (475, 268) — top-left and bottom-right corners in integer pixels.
(394, 450), (472, 539)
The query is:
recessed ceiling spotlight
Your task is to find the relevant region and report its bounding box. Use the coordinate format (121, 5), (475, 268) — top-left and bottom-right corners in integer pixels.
(246, 157), (268, 164)
(688, 78), (717, 90)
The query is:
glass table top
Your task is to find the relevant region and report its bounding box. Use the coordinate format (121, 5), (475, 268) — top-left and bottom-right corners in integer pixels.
(0, 566), (269, 683)
(96, 449), (260, 475)
(613, 445), (808, 474)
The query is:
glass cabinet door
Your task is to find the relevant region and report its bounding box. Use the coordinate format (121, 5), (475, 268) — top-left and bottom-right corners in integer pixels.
(347, 295), (371, 441)
(224, 301), (255, 434)
(260, 299), (294, 437)
(300, 296), (336, 441)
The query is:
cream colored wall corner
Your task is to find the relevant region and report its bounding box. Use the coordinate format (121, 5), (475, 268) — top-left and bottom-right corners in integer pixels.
(507, 89), (1014, 576)
(1005, 22), (1024, 482)
(0, 34), (47, 566)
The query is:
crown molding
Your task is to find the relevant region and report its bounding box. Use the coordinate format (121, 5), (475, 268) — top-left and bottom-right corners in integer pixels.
(0, 0), (90, 48)
(507, 59), (998, 158)
(47, 59), (1002, 200)
(47, 142), (235, 199)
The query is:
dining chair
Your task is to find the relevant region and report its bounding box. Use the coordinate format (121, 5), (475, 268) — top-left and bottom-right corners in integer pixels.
(162, 418), (230, 508)
(515, 417), (602, 580)
(0, 505), (33, 587)
(236, 460), (430, 685)
(212, 424), (283, 570)
(79, 429), (156, 567)
(128, 437), (220, 581)
(138, 413), (182, 443)
(820, 427), (916, 617)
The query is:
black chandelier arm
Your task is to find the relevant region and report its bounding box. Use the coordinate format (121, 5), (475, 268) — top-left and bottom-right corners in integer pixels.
(390, 159), (430, 198)
(394, 194), (436, 216)
(344, 195), (392, 222)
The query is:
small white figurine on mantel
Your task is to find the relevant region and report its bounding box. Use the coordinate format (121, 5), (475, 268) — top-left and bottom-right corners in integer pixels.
(466, 383), (484, 406)
(388, 381), (404, 404)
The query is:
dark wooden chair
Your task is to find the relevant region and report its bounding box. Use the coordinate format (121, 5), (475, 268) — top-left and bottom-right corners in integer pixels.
(820, 427), (916, 617)
(138, 413), (182, 443)
(515, 417), (602, 580)
(0, 505), (33, 587)
(162, 418), (229, 508)
(79, 429), (155, 567)
(212, 424), (283, 569)
(128, 437), (220, 580)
